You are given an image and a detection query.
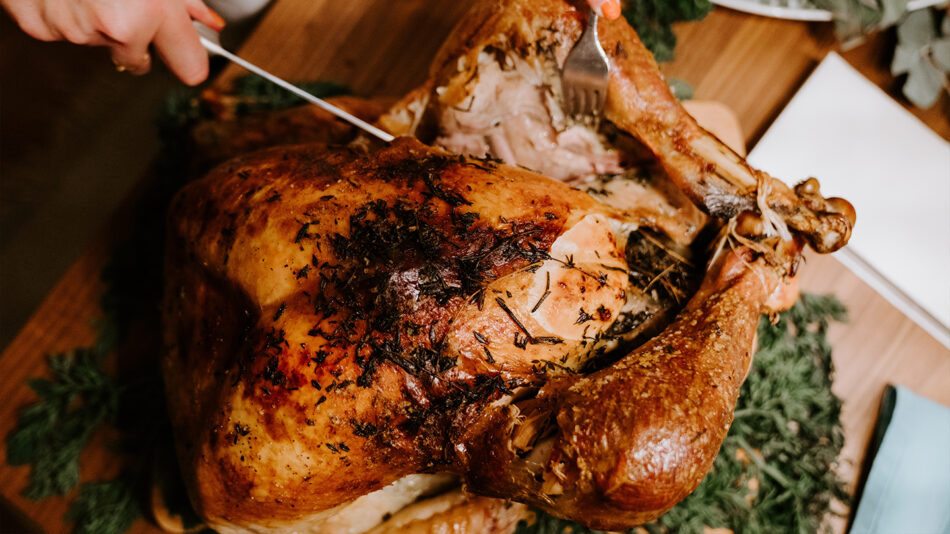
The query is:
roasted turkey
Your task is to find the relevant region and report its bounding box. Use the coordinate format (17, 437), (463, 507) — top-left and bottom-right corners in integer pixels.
(162, 1), (855, 533)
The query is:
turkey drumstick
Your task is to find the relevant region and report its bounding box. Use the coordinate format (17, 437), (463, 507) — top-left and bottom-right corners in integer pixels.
(452, 245), (794, 529)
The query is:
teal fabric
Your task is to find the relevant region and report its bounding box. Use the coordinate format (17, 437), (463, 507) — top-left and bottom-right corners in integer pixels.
(851, 385), (950, 534)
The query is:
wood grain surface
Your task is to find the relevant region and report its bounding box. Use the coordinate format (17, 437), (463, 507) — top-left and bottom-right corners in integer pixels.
(2, 2), (948, 533)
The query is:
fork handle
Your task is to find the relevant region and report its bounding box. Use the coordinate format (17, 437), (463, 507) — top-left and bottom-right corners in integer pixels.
(586, 7), (599, 33)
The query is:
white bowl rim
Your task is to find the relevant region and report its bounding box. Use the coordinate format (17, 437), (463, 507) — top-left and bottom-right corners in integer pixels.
(711, 0), (945, 22)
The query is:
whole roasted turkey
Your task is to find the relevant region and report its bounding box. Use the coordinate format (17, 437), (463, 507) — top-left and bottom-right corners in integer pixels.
(162, 1), (855, 532)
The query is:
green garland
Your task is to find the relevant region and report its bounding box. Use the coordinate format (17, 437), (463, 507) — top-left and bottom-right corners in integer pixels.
(621, 0), (713, 62)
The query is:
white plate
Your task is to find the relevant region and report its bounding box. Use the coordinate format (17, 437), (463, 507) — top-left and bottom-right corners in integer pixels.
(747, 52), (950, 348)
(712, 0), (945, 21)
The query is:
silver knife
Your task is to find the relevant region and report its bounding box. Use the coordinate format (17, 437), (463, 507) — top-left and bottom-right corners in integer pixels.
(195, 23), (395, 143)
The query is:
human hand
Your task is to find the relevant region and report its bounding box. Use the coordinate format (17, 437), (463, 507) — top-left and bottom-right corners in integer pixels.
(587, 0), (621, 19)
(1, 0), (224, 85)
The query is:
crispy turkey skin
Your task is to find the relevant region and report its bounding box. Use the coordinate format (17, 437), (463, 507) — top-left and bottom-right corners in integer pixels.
(162, 1), (855, 532)
(164, 139), (635, 531)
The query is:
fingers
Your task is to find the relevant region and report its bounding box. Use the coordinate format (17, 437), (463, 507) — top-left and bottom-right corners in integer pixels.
(3, 0), (63, 41)
(587, 0), (622, 20)
(185, 0), (225, 32)
(110, 43), (152, 75)
(4, 0), (214, 85)
(103, 0), (217, 84)
(96, 0), (161, 75)
(153, 1), (209, 85)
(4, 0), (92, 43)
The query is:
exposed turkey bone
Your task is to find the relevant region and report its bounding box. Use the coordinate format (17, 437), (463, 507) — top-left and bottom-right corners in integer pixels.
(382, 0), (855, 254)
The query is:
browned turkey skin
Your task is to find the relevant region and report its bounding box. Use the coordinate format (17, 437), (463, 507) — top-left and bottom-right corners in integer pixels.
(163, 1), (854, 533)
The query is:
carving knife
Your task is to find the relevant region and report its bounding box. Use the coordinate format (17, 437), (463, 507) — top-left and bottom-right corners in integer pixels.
(195, 23), (395, 143)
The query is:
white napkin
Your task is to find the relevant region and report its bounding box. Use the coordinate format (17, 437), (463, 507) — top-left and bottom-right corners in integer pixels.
(748, 52), (950, 348)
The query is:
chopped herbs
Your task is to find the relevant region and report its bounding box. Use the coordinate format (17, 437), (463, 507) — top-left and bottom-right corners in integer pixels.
(531, 271), (552, 313)
(262, 357), (287, 387)
(575, 308), (593, 324)
(626, 229), (697, 305)
(351, 420), (378, 437)
(514, 332), (530, 349)
(295, 222), (311, 243)
(496, 297), (533, 340)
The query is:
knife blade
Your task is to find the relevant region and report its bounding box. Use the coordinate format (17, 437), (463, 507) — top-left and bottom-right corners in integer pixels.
(195, 23), (395, 143)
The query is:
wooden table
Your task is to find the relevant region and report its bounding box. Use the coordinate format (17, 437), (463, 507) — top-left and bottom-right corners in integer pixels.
(2, 2), (948, 533)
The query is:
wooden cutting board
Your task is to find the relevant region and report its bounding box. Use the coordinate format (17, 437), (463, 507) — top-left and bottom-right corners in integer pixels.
(2, 2), (948, 533)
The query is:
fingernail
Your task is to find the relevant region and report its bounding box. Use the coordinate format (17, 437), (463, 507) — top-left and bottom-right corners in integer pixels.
(208, 8), (226, 31)
(602, 0), (621, 20)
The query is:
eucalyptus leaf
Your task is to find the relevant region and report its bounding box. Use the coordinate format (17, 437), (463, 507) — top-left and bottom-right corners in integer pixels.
(814, 0), (891, 44)
(897, 8), (936, 48)
(903, 58), (944, 107)
(879, 0), (910, 28)
(895, 8), (948, 108)
(891, 43), (920, 75)
(932, 38), (950, 70)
